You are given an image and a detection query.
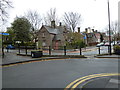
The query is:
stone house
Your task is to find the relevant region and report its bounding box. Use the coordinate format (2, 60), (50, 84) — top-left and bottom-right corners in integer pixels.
(83, 28), (102, 46)
(38, 21), (69, 49)
(86, 33), (97, 46)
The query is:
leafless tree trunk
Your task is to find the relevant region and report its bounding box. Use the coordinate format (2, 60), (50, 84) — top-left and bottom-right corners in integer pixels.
(63, 12), (81, 33)
(105, 21), (118, 41)
(111, 21), (119, 41)
(25, 10), (42, 43)
(43, 8), (59, 25)
(111, 21), (118, 38)
(0, 0), (13, 26)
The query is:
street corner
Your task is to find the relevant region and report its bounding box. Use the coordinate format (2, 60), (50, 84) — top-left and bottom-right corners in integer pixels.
(64, 73), (120, 90)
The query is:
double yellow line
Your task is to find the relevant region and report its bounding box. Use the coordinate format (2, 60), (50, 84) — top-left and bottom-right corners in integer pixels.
(64, 73), (120, 90)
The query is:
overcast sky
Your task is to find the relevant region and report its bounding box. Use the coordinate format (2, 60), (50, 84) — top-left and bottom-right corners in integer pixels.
(6, 0), (120, 32)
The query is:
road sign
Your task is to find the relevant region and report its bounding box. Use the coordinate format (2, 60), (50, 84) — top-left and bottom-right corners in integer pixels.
(84, 36), (86, 39)
(0, 33), (9, 35)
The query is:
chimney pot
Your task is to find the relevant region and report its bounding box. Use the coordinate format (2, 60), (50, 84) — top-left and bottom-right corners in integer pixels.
(92, 29), (94, 32)
(51, 20), (55, 28)
(85, 28), (88, 33)
(59, 22), (62, 26)
(78, 27), (80, 33)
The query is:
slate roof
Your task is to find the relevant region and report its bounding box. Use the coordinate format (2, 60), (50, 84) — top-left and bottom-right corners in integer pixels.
(43, 25), (66, 41)
(44, 25), (65, 34)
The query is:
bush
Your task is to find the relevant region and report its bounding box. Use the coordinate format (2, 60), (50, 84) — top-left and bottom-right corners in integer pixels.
(113, 45), (120, 55)
(24, 42), (36, 46)
(113, 45), (120, 50)
(66, 40), (85, 49)
(3, 40), (13, 45)
(17, 42), (36, 46)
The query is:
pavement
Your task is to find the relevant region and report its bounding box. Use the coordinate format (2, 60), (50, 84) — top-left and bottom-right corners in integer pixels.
(2, 49), (120, 89)
(2, 51), (65, 65)
(79, 76), (120, 89)
(95, 54), (120, 58)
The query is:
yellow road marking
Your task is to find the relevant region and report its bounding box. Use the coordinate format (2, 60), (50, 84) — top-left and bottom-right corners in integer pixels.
(65, 73), (110, 89)
(65, 73), (107, 89)
(65, 73), (120, 90)
(71, 73), (120, 89)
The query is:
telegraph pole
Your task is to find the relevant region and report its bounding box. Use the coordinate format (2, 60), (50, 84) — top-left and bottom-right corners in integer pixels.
(108, 0), (111, 55)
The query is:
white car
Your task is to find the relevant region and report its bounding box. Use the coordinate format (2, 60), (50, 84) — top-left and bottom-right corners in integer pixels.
(96, 42), (104, 47)
(104, 42), (109, 46)
(104, 42), (113, 46)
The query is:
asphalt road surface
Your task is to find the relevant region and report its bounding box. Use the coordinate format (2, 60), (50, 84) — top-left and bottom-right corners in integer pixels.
(2, 57), (119, 88)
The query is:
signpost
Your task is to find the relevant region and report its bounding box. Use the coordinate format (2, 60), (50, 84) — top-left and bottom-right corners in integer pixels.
(1, 32), (10, 58)
(0, 33), (10, 35)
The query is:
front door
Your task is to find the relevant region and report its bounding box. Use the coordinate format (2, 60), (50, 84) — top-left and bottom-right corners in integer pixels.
(55, 41), (59, 50)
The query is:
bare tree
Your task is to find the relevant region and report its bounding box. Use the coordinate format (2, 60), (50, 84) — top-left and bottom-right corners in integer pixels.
(43, 8), (59, 25)
(105, 21), (118, 41)
(111, 21), (118, 35)
(63, 12), (81, 32)
(25, 10), (42, 43)
(0, 0), (13, 25)
(25, 10), (42, 31)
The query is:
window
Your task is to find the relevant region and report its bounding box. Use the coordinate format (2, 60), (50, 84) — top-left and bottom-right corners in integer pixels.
(42, 33), (45, 37)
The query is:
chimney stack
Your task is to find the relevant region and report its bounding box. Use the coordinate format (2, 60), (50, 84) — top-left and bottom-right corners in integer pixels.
(85, 28), (88, 33)
(51, 20), (55, 28)
(78, 27), (80, 33)
(92, 29), (94, 32)
(59, 22), (62, 26)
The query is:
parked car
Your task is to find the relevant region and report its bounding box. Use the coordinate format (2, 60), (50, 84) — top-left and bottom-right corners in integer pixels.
(96, 42), (104, 47)
(104, 42), (110, 46)
(111, 41), (117, 46)
(104, 42), (117, 46)
(6, 44), (15, 49)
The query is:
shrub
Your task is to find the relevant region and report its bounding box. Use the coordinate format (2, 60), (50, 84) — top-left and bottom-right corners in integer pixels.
(113, 45), (120, 50)
(113, 45), (120, 55)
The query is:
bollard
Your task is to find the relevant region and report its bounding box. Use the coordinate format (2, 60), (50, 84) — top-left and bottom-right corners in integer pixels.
(18, 44), (20, 54)
(79, 46), (82, 55)
(25, 46), (27, 55)
(64, 46), (66, 55)
(48, 46), (51, 55)
(98, 46), (100, 54)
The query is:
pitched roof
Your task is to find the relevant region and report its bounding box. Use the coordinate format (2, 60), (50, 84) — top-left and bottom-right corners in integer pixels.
(43, 25), (65, 34)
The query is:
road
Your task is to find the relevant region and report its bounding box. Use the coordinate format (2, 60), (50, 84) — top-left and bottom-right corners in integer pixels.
(2, 57), (119, 88)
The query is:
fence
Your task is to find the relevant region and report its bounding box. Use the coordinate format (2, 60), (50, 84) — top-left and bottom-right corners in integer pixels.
(2, 45), (114, 58)
(16, 45), (83, 56)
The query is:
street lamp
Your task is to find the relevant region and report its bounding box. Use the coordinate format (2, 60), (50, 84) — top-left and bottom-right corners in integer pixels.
(107, 0), (111, 55)
(94, 0), (111, 55)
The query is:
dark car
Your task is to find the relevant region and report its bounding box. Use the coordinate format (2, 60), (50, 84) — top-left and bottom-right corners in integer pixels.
(6, 45), (15, 49)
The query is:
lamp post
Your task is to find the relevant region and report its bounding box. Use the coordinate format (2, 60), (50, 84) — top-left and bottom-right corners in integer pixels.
(108, 0), (111, 55)
(94, 0), (111, 55)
